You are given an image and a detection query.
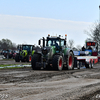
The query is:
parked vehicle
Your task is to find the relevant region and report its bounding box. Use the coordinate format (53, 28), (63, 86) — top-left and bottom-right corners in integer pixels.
(12, 50), (19, 59)
(15, 44), (34, 62)
(3, 49), (13, 59)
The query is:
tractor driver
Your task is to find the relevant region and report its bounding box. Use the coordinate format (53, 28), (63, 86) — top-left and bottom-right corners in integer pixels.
(54, 41), (59, 50)
(82, 46), (85, 51)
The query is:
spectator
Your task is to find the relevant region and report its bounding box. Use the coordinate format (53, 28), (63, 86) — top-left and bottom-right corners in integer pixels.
(82, 46), (85, 51)
(88, 46), (92, 50)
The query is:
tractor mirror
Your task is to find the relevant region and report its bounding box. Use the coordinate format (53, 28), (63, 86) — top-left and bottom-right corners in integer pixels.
(64, 40), (66, 45)
(38, 40), (41, 45)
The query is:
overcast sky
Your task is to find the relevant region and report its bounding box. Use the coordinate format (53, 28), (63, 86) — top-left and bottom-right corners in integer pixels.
(0, 0), (100, 47)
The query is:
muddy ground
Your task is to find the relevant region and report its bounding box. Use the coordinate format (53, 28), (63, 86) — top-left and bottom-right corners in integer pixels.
(0, 59), (100, 100)
(0, 59), (30, 65)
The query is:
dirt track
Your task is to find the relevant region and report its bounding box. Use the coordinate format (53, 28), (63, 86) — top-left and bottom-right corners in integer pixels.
(0, 59), (30, 65)
(0, 60), (100, 100)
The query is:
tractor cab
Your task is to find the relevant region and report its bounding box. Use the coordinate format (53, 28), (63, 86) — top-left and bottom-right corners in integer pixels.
(22, 45), (33, 54)
(17, 44), (34, 54)
(46, 35), (66, 52)
(85, 41), (98, 56)
(38, 34), (67, 53)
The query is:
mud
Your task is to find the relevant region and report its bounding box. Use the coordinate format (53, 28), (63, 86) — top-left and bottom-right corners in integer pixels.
(0, 60), (100, 100)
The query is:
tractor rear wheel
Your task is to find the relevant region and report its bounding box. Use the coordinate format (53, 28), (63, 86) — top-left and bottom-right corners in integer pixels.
(15, 55), (20, 62)
(85, 61), (91, 68)
(91, 60), (94, 68)
(77, 61), (81, 69)
(31, 54), (41, 70)
(66, 52), (74, 70)
(52, 55), (63, 71)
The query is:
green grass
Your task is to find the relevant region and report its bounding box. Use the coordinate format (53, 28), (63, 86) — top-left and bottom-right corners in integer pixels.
(0, 64), (31, 67)
(0, 64), (31, 70)
(0, 66), (27, 69)
(0, 64), (18, 67)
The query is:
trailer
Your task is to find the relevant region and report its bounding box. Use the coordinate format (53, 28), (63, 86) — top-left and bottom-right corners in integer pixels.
(74, 55), (98, 69)
(74, 41), (99, 69)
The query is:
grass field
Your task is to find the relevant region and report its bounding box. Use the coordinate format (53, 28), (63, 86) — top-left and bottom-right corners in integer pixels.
(0, 64), (31, 69)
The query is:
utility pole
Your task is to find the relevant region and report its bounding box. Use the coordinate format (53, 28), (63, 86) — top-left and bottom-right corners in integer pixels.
(99, 5), (100, 34)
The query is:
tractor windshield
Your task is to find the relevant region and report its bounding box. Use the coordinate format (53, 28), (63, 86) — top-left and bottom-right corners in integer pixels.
(47, 38), (64, 47)
(47, 40), (59, 46)
(22, 45), (32, 52)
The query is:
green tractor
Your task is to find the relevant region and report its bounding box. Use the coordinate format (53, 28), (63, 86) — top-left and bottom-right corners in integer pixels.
(15, 44), (34, 62)
(31, 34), (74, 71)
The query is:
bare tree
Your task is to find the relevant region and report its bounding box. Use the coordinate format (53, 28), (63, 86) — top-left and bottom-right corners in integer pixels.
(67, 39), (74, 49)
(0, 39), (17, 50)
(84, 22), (100, 49)
(11, 43), (17, 50)
(76, 45), (82, 51)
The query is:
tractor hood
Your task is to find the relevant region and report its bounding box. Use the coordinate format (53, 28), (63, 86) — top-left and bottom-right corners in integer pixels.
(42, 46), (56, 58)
(20, 50), (28, 57)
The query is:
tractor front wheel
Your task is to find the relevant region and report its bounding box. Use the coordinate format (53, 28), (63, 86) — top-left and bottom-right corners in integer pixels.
(66, 52), (74, 70)
(31, 54), (41, 70)
(52, 55), (63, 71)
(85, 61), (92, 68)
(15, 55), (20, 62)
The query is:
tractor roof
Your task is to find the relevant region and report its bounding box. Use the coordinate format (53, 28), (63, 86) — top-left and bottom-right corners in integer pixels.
(47, 34), (67, 40)
(22, 45), (34, 46)
(18, 44), (34, 46)
(47, 36), (65, 40)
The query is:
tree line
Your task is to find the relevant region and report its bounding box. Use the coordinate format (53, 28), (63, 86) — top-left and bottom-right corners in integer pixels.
(85, 23), (100, 49)
(0, 39), (17, 50)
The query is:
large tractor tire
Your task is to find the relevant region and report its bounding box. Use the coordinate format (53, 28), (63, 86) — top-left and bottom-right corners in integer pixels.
(66, 52), (74, 70)
(91, 60), (94, 68)
(52, 55), (63, 71)
(85, 63), (89, 68)
(77, 61), (81, 69)
(85, 61), (93, 68)
(15, 55), (20, 62)
(31, 54), (41, 70)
